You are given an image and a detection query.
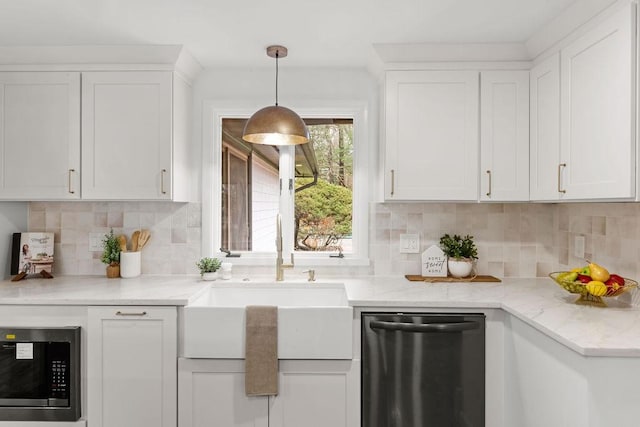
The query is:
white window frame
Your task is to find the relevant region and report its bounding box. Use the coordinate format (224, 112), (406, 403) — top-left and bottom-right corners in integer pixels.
(201, 100), (369, 266)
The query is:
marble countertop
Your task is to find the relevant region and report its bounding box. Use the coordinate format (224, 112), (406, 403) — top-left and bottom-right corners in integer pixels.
(346, 276), (640, 357)
(0, 274), (638, 357)
(0, 275), (208, 305)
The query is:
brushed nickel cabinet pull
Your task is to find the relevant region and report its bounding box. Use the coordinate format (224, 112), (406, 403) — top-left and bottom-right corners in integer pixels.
(390, 169), (395, 196)
(486, 170), (492, 197)
(161, 169), (167, 195)
(68, 169), (75, 194)
(558, 163), (567, 194)
(115, 311), (148, 316)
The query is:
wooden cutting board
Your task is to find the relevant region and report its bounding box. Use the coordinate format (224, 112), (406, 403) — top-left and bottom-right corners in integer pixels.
(405, 275), (501, 283)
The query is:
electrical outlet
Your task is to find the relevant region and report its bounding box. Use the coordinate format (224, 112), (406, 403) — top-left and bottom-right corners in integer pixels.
(89, 232), (104, 252)
(574, 235), (585, 259)
(399, 234), (420, 254)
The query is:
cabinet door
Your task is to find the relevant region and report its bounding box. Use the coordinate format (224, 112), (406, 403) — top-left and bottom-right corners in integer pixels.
(385, 71), (479, 201)
(560, 4), (636, 199)
(178, 359), (268, 427)
(529, 54), (561, 201)
(82, 71), (172, 200)
(480, 71), (529, 201)
(88, 307), (177, 427)
(269, 360), (358, 427)
(0, 72), (80, 200)
(504, 315), (588, 427)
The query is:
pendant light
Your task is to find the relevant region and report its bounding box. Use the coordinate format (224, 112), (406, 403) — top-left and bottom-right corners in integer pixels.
(242, 45), (309, 146)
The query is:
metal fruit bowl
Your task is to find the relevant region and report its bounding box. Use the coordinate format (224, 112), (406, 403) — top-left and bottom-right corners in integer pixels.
(549, 272), (638, 307)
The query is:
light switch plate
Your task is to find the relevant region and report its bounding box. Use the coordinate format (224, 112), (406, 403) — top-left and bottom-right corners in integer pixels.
(89, 232), (104, 252)
(399, 234), (420, 253)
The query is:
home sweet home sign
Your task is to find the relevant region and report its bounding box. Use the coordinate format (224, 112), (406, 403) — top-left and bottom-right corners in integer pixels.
(421, 245), (447, 277)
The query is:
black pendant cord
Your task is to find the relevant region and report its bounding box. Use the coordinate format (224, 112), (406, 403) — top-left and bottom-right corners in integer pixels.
(275, 50), (279, 106)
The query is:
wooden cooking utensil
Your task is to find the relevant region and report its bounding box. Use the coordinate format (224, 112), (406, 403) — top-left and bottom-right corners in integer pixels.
(130, 230), (140, 252)
(137, 229), (151, 251)
(117, 235), (127, 252)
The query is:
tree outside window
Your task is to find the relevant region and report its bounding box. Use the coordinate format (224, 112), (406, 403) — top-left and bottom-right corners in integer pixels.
(295, 123), (353, 252)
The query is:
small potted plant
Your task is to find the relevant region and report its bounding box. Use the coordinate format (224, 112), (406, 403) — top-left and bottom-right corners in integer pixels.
(196, 257), (222, 281)
(439, 234), (478, 278)
(102, 229), (121, 278)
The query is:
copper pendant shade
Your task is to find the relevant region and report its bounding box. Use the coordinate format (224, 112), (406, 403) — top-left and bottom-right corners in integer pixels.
(242, 45), (309, 146)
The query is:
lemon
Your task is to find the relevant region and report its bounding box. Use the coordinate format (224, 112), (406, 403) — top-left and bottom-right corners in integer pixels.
(586, 280), (607, 297)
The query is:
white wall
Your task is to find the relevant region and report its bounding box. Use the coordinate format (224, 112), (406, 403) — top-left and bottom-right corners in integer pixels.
(251, 159), (279, 252)
(0, 202), (29, 278)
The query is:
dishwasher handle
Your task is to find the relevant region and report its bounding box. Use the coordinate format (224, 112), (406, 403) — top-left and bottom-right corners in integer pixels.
(369, 319), (480, 333)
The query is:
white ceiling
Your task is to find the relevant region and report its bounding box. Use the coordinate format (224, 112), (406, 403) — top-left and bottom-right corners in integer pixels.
(0, 0), (578, 68)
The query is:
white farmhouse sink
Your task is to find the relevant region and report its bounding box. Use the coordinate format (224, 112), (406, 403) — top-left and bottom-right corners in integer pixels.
(183, 282), (353, 359)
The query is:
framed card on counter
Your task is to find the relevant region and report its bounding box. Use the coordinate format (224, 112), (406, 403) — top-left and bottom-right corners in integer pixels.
(421, 245), (448, 277)
(11, 232), (55, 280)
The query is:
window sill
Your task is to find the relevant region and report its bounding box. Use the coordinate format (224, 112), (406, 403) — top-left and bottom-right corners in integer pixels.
(213, 253), (370, 267)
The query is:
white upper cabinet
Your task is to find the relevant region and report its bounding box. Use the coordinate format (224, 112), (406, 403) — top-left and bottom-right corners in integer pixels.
(559, 4), (636, 200)
(384, 70), (479, 201)
(529, 54), (561, 201)
(530, 4), (636, 201)
(0, 72), (81, 200)
(82, 71), (173, 200)
(0, 46), (199, 201)
(480, 71), (530, 202)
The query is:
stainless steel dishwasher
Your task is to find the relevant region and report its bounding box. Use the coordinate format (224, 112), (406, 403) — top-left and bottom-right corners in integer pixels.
(362, 313), (485, 427)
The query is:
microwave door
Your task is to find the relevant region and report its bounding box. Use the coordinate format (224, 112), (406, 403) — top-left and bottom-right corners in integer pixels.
(0, 342), (48, 407)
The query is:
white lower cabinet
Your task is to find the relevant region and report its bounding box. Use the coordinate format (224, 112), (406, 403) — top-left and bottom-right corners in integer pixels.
(178, 359), (358, 427)
(87, 307), (177, 427)
(504, 314), (640, 427)
(504, 314), (587, 426)
(269, 360), (358, 427)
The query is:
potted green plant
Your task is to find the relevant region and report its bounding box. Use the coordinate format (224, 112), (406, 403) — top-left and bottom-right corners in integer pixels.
(196, 257), (222, 281)
(439, 234), (478, 278)
(102, 229), (121, 278)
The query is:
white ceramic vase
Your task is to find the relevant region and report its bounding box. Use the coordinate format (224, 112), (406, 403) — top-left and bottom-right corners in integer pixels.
(120, 251), (141, 278)
(202, 272), (218, 281)
(448, 258), (474, 278)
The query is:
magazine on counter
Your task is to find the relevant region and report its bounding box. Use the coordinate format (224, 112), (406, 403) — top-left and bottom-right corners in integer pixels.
(10, 232), (55, 276)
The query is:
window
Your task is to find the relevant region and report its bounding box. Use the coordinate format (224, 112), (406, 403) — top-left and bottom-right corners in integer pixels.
(203, 103), (368, 265)
(294, 121), (353, 253)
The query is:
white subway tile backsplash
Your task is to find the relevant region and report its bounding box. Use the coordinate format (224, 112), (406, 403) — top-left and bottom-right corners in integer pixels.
(371, 202), (640, 279)
(26, 200), (640, 281)
(29, 201), (202, 276)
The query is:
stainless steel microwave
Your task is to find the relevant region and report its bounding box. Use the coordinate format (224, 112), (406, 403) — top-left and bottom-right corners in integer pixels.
(0, 327), (81, 421)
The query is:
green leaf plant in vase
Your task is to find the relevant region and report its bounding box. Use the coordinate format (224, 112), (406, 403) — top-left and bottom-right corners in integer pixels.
(102, 229), (121, 278)
(439, 234), (478, 278)
(196, 257), (222, 281)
